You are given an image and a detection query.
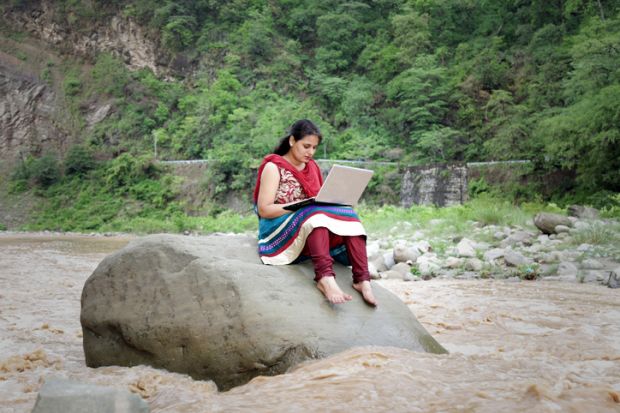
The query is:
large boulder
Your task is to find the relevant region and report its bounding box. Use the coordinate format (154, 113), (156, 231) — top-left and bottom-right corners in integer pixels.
(81, 234), (446, 390)
(533, 212), (573, 235)
(567, 205), (599, 219)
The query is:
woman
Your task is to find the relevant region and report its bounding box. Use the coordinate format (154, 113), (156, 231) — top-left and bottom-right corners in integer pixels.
(253, 119), (377, 306)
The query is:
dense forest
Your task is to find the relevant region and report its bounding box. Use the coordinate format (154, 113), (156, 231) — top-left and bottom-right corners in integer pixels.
(2, 0), (620, 231)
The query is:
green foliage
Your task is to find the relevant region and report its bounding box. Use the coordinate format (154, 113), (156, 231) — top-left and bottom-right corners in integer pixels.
(90, 53), (130, 97)
(63, 73), (81, 96)
(513, 263), (540, 280)
(103, 153), (160, 190)
(6, 0), (620, 231)
(64, 145), (96, 176)
(11, 154), (61, 190)
(571, 221), (620, 245)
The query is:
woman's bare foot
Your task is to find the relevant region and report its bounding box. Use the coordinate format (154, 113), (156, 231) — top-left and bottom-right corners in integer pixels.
(352, 280), (377, 306)
(317, 276), (353, 304)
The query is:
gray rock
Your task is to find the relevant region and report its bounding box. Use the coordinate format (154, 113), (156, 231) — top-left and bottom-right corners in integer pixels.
(581, 258), (604, 270)
(366, 242), (381, 261)
(456, 238), (476, 258)
(465, 258), (483, 272)
(500, 231), (534, 248)
(557, 232), (570, 240)
(382, 251), (396, 270)
(81, 235), (446, 390)
(417, 254), (441, 277)
(534, 213), (573, 235)
(557, 262), (579, 277)
(573, 221), (591, 231)
(582, 270), (606, 283)
(411, 240), (432, 254)
(560, 250), (582, 261)
(371, 255), (388, 273)
(568, 205), (600, 219)
(444, 257), (463, 269)
(391, 262), (413, 278)
(554, 225), (571, 234)
(393, 244), (421, 264)
(607, 268), (620, 288)
(381, 269), (406, 280)
(368, 261), (380, 280)
(483, 248), (505, 262)
(577, 243), (593, 252)
(31, 377), (149, 413)
(537, 234), (550, 244)
(504, 250), (532, 267)
(493, 231), (507, 240)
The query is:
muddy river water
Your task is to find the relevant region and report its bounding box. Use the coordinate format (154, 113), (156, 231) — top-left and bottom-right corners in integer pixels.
(0, 233), (619, 412)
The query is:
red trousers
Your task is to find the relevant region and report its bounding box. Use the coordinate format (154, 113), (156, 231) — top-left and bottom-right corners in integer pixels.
(301, 227), (370, 283)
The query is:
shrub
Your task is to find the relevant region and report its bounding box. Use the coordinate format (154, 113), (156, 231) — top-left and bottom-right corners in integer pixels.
(30, 154), (61, 188)
(104, 153), (160, 190)
(64, 145), (96, 176)
(63, 74), (81, 96)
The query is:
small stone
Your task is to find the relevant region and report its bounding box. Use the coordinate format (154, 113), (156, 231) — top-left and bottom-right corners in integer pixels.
(567, 205), (600, 219)
(366, 242), (381, 260)
(573, 221), (591, 231)
(382, 251), (396, 270)
(534, 212), (573, 234)
(412, 240), (432, 254)
(557, 262), (579, 277)
(465, 258), (483, 271)
(31, 377), (149, 413)
(444, 257), (463, 269)
(577, 243), (592, 252)
(484, 248), (505, 262)
(504, 250), (532, 267)
(581, 258), (604, 270)
(417, 254), (441, 277)
(607, 268), (620, 288)
(456, 238), (476, 258)
(371, 255), (388, 272)
(494, 231), (507, 240)
(381, 270), (406, 280)
(393, 244), (421, 264)
(554, 225), (570, 234)
(368, 262), (380, 280)
(391, 262), (413, 276)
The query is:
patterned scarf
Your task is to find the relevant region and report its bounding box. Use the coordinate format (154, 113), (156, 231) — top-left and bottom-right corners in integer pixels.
(253, 154), (323, 204)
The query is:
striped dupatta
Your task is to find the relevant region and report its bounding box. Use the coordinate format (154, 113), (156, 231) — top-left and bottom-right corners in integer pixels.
(253, 155), (366, 265)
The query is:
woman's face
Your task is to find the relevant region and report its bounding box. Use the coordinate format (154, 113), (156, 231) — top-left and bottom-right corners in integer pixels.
(289, 134), (320, 164)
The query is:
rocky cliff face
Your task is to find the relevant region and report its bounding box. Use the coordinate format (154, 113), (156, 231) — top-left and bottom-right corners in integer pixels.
(0, 0), (193, 165)
(3, 1), (179, 77)
(0, 50), (68, 165)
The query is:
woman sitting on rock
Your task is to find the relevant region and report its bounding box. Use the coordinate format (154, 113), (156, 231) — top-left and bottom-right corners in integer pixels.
(253, 119), (377, 306)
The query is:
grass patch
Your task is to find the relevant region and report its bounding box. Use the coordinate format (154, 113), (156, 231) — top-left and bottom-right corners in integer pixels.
(571, 221), (620, 246)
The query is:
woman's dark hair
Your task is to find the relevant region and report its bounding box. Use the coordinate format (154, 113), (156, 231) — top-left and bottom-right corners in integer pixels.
(273, 119), (322, 155)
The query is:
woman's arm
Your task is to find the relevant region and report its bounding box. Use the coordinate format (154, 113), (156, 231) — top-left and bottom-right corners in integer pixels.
(257, 162), (294, 218)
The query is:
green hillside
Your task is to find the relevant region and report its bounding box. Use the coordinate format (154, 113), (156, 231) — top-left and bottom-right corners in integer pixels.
(1, 0), (619, 231)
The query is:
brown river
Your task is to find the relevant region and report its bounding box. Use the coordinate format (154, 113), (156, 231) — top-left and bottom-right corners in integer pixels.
(1, 233), (619, 412)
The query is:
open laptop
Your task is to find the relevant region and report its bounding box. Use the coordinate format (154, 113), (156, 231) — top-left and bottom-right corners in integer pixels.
(283, 165), (374, 211)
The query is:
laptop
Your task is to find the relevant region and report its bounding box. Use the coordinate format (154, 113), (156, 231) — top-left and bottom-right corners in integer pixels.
(283, 165), (374, 211)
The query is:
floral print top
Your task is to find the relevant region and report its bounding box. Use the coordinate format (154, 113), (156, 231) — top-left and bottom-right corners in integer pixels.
(274, 167), (307, 204)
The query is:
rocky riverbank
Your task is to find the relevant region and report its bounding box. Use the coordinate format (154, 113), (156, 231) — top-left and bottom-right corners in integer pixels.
(366, 206), (620, 288)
